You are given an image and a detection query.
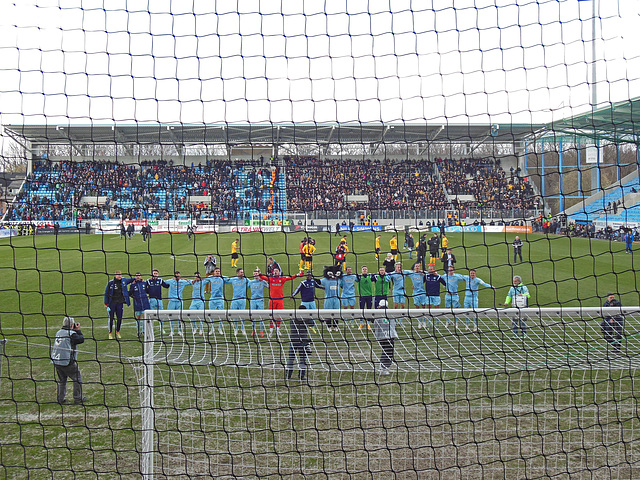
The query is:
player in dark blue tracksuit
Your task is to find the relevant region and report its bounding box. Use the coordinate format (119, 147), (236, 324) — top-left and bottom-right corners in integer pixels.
(146, 268), (169, 332)
(129, 273), (151, 338)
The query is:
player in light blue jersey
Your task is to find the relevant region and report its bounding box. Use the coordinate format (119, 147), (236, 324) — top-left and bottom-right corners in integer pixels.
(388, 263), (413, 326)
(407, 263), (427, 306)
(188, 272), (206, 335)
(226, 268), (250, 335)
(201, 267), (226, 335)
(442, 265), (466, 328)
(165, 271), (192, 336)
(248, 268), (269, 337)
(339, 266), (358, 326)
(321, 273), (341, 331)
(461, 269), (495, 331)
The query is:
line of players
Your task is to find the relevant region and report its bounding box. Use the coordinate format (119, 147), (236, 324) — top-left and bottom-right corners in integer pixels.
(105, 255), (500, 340)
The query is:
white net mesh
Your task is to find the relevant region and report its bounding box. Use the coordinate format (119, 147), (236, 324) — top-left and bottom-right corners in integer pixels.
(132, 307), (640, 478)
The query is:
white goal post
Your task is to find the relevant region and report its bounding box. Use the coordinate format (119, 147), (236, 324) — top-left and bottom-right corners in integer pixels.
(134, 306), (638, 479)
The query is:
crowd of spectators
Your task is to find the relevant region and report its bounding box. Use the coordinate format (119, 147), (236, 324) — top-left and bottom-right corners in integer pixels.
(8, 160), (281, 222)
(7, 156), (538, 221)
(286, 157), (449, 211)
(437, 158), (539, 211)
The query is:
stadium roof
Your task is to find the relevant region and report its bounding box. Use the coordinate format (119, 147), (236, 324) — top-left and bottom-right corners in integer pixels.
(546, 97), (640, 144)
(3, 123), (544, 149)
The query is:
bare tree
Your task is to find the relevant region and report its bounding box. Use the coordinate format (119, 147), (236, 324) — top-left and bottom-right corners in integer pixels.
(1, 141), (27, 173)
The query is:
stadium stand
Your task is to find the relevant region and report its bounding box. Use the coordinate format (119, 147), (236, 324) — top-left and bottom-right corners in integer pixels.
(6, 157), (538, 222)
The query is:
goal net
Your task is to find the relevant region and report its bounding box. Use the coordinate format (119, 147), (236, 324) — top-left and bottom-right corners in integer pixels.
(3, 0), (640, 478)
(133, 307), (639, 479)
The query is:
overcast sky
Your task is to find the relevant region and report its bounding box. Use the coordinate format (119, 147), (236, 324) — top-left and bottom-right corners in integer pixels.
(0, 0), (638, 129)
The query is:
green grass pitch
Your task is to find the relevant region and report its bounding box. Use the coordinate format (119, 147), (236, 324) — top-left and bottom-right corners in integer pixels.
(0, 229), (639, 478)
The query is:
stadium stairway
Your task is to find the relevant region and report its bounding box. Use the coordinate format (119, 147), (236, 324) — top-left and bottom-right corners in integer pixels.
(565, 170), (640, 223)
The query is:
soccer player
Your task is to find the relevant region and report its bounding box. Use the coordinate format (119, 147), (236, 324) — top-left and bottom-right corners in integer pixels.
(231, 238), (240, 267)
(292, 272), (323, 310)
(225, 268), (250, 335)
(372, 267), (391, 312)
(424, 265), (446, 326)
(427, 234), (440, 266)
(356, 266), (374, 330)
(504, 275), (531, 337)
(298, 237), (307, 271)
(128, 272), (150, 338)
(389, 263), (412, 309)
(248, 268), (269, 337)
(375, 234), (382, 259)
(461, 269), (495, 331)
(165, 271), (191, 337)
(146, 269), (169, 333)
(407, 263), (428, 327)
(334, 241), (347, 269)
(441, 233), (449, 255)
(442, 266), (465, 308)
(302, 238), (316, 271)
(321, 271), (341, 331)
(259, 267), (304, 337)
(188, 272), (206, 335)
(202, 267), (226, 335)
(104, 270), (133, 340)
(340, 265), (357, 309)
(390, 235), (398, 261)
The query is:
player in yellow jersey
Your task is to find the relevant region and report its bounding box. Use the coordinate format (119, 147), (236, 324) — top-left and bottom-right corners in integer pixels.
(231, 238), (240, 267)
(390, 235), (398, 260)
(303, 238), (316, 271)
(375, 234), (381, 259)
(441, 234), (449, 255)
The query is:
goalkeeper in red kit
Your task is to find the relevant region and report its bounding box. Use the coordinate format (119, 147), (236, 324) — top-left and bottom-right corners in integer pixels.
(259, 266), (304, 337)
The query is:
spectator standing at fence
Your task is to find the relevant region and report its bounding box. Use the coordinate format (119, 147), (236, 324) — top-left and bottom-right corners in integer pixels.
(51, 316), (86, 405)
(104, 270), (132, 340)
(601, 293), (624, 355)
(513, 236), (524, 263)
